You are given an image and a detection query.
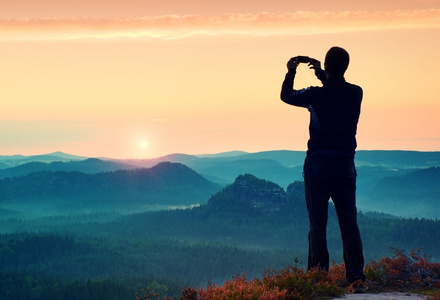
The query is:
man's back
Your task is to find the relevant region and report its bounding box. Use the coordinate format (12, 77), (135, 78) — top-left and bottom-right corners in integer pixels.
(303, 78), (362, 157)
(281, 72), (362, 157)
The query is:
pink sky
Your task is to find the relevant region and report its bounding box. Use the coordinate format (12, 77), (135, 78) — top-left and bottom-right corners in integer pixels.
(1, 0), (440, 158)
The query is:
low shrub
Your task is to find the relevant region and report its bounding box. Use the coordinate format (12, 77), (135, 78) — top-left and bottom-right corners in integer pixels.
(154, 248), (440, 300)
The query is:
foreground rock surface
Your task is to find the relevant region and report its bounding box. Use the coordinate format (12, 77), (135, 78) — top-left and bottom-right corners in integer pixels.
(332, 292), (427, 299)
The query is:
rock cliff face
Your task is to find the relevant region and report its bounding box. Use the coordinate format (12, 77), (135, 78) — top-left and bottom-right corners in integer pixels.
(208, 174), (288, 214)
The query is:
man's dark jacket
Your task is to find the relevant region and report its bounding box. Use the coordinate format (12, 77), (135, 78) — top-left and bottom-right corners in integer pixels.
(280, 68), (362, 158)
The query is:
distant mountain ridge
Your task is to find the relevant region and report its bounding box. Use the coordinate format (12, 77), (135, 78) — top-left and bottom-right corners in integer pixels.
(1, 150), (440, 218)
(0, 158), (137, 179)
(2, 149), (439, 168)
(2, 149), (439, 173)
(355, 150), (440, 168)
(0, 151), (87, 169)
(0, 162), (221, 215)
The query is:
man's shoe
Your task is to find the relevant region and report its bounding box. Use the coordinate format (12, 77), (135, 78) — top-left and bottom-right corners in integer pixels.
(349, 279), (365, 294)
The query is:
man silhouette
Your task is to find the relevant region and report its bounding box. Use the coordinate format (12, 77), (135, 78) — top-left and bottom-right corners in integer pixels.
(280, 47), (366, 293)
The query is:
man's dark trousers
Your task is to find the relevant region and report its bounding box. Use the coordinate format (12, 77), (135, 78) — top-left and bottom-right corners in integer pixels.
(303, 155), (365, 283)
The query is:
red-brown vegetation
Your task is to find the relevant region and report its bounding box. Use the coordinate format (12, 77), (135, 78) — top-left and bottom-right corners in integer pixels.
(141, 248), (440, 300)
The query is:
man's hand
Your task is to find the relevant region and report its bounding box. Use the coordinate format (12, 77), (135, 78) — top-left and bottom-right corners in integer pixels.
(308, 58), (327, 84)
(307, 58), (322, 71)
(287, 57), (300, 71)
(287, 57), (322, 72)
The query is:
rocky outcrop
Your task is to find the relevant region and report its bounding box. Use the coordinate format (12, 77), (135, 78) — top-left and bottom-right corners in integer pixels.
(208, 174), (288, 214)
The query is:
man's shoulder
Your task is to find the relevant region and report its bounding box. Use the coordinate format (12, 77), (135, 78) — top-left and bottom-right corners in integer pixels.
(344, 82), (363, 98)
(346, 81), (362, 91)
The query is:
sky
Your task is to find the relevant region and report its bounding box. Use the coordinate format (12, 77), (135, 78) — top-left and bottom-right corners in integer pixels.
(1, 0), (440, 159)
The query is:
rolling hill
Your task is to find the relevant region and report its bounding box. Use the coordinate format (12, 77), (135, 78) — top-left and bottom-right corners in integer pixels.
(0, 162), (222, 216)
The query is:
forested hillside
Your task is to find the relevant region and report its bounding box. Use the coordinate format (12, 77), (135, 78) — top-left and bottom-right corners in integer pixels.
(359, 166), (440, 217)
(105, 175), (440, 258)
(0, 162), (221, 215)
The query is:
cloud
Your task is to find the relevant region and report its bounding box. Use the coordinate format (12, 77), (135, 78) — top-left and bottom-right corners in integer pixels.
(1, 9), (439, 40)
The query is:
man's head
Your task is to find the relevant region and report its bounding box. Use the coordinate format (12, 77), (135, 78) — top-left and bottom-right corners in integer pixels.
(324, 47), (350, 78)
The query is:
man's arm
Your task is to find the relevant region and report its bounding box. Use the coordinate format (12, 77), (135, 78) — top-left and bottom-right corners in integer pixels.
(280, 57), (316, 108)
(315, 69), (327, 84)
(280, 70), (297, 103)
(280, 57), (299, 105)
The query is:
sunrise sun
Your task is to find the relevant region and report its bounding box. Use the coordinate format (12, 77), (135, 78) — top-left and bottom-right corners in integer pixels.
(139, 140), (149, 149)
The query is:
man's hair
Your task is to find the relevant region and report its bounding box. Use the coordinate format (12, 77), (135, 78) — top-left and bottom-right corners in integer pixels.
(324, 47), (350, 77)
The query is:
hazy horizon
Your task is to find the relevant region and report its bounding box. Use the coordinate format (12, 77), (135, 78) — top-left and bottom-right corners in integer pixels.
(2, 148), (440, 161)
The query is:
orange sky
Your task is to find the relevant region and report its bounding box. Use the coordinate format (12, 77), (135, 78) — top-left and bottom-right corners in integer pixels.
(1, 0), (440, 158)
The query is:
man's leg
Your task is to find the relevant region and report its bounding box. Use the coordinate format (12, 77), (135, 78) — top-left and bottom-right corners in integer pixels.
(304, 157), (331, 271)
(331, 160), (365, 283)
